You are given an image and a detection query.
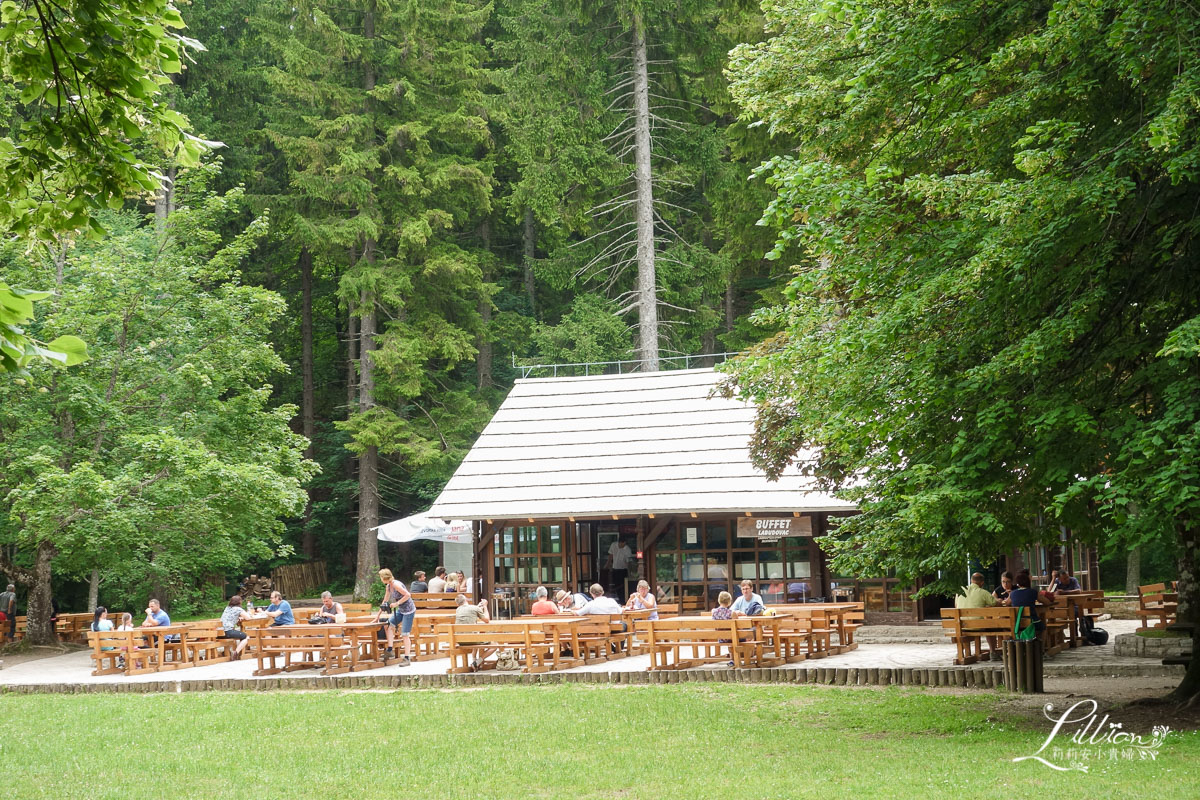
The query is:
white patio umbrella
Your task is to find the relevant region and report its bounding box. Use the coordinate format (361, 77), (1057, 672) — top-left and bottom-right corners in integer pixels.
(374, 514), (474, 544)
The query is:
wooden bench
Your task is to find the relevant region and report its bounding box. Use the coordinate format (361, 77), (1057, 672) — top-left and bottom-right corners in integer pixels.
(940, 607), (1018, 665)
(250, 625), (354, 676)
(411, 592), (459, 610)
(182, 620), (233, 667)
(437, 622), (557, 674)
(636, 618), (762, 670)
(1136, 582), (1178, 631)
(87, 630), (155, 676)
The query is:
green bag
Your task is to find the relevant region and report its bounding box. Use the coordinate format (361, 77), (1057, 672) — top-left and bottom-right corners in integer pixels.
(1013, 606), (1037, 641)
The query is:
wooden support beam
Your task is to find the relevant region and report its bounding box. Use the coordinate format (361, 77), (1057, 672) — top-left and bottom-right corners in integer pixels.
(642, 515), (673, 552)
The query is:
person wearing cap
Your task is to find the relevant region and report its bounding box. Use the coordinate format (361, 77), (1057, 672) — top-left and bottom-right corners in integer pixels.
(555, 588), (587, 613)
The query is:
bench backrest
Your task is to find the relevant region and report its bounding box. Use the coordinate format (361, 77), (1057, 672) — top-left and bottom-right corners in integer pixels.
(87, 629), (138, 652)
(252, 626), (337, 651)
(635, 618), (743, 643)
(1138, 583), (1173, 606)
(940, 606), (1019, 636)
(411, 592), (459, 609)
(437, 622), (549, 647)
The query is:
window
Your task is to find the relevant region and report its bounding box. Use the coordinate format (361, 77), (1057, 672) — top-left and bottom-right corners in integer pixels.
(494, 524), (565, 597)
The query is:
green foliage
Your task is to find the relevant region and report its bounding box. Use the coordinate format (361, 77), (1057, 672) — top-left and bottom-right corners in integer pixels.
(0, 0), (214, 239)
(530, 294), (632, 366)
(0, 177), (316, 608)
(724, 0), (1200, 595)
(0, 283), (87, 373)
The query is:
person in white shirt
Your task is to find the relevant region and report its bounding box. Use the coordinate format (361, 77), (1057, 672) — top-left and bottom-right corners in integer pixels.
(575, 584), (623, 616)
(730, 580), (765, 618)
(605, 536), (634, 598)
(428, 566), (448, 593)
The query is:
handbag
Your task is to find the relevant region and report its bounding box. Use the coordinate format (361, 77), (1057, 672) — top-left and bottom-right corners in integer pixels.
(1013, 606), (1037, 641)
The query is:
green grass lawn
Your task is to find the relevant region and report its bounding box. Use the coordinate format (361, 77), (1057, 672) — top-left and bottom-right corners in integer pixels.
(2, 685), (1196, 799)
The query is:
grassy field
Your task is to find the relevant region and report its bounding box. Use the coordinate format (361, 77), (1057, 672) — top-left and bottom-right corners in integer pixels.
(2, 685), (1196, 799)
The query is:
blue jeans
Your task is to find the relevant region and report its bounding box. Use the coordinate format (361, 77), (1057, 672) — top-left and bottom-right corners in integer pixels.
(389, 610), (415, 635)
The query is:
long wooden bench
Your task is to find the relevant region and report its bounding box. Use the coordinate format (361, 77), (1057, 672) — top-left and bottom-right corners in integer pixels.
(636, 618), (763, 670)
(250, 625), (355, 676)
(182, 620), (234, 667)
(437, 622), (556, 674)
(940, 607), (1018, 665)
(1136, 582), (1178, 631)
(87, 630), (156, 676)
(411, 592), (459, 610)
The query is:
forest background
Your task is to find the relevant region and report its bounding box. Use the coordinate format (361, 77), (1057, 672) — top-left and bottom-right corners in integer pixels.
(0, 0), (1186, 635)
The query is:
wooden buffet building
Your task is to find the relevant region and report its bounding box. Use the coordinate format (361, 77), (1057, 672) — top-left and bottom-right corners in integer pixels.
(428, 368), (924, 623)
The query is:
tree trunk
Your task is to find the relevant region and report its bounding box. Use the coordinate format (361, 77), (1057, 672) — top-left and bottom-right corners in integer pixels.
(353, 2), (381, 602)
(87, 568), (99, 612)
(724, 278), (735, 334)
(354, 280), (380, 599)
(153, 166), (176, 234)
(523, 208), (537, 316)
(477, 221), (493, 391)
(25, 541), (57, 645)
(631, 12), (659, 372)
(1124, 544), (1141, 596)
(1166, 519), (1199, 702)
(299, 246), (316, 558)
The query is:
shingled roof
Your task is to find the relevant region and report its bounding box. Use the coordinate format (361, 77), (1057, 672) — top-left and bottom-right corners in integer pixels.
(427, 368), (856, 520)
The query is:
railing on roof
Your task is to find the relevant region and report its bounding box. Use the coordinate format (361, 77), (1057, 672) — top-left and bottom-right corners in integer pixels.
(513, 352), (742, 379)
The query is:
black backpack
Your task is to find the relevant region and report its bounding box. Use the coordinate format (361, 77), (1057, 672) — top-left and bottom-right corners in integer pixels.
(1086, 627), (1108, 646)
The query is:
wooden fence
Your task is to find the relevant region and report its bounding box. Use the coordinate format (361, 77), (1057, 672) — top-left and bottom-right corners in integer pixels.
(271, 561), (328, 599)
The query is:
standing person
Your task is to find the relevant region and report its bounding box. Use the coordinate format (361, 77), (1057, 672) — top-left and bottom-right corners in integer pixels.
(605, 536), (634, 598)
(265, 591), (295, 626)
(0, 584), (15, 642)
(428, 567), (448, 593)
(219, 596), (253, 660)
(530, 586), (558, 615)
(625, 580), (658, 620)
(410, 571), (429, 593)
(377, 568), (415, 666)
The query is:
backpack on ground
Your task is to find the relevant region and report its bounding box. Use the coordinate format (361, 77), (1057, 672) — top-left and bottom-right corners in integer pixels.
(1086, 627), (1108, 646)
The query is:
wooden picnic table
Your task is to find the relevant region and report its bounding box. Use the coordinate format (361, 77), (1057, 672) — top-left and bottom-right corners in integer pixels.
(137, 624), (192, 671)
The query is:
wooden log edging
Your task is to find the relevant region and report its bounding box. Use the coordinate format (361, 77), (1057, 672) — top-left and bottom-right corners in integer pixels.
(0, 665), (1011, 695)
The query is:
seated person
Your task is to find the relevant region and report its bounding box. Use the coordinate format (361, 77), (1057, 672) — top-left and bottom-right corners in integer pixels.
(1007, 570), (1045, 636)
(141, 598), (171, 628)
(711, 591), (734, 620)
(454, 594), (490, 624)
(555, 589), (589, 613)
(786, 581), (811, 602)
(116, 612), (134, 632)
(219, 595), (253, 660)
(730, 580), (765, 618)
(992, 571), (1014, 602)
(91, 606), (114, 634)
(428, 567), (448, 593)
(454, 594), (493, 669)
(530, 586), (558, 616)
(316, 591), (343, 621)
(575, 584), (623, 615)
(265, 591), (295, 626)
(410, 571), (428, 593)
(625, 580), (658, 620)
(954, 573), (996, 608)
(1050, 569), (1081, 594)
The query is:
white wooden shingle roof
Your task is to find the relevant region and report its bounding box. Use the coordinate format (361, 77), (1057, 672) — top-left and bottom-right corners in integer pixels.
(427, 368), (857, 520)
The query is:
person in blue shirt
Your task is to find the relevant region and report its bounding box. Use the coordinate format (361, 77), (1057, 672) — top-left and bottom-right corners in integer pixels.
(142, 598), (171, 628)
(265, 591), (295, 626)
(730, 580), (765, 617)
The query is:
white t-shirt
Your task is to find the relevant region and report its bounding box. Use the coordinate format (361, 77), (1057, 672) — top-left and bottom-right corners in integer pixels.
(608, 542), (633, 570)
(577, 596), (624, 615)
(428, 576), (447, 593)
